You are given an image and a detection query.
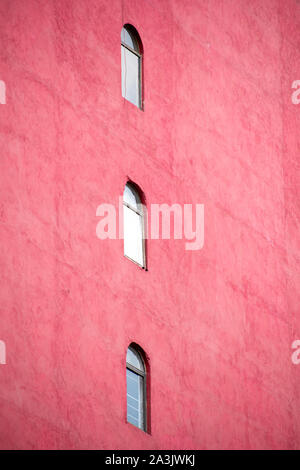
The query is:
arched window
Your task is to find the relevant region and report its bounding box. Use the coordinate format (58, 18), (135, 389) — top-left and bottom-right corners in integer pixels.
(126, 344), (147, 431)
(121, 25), (142, 109)
(123, 182), (145, 268)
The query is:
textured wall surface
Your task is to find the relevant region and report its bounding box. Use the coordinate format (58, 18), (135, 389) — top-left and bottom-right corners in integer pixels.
(0, 0), (300, 449)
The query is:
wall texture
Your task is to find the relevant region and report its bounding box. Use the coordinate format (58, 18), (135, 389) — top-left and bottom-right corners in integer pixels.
(0, 0), (300, 449)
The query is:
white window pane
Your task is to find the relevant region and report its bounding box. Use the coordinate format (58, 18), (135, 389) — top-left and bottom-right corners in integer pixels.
(124, 205), (144, 266)
(127, 369), (144, 430)
(121, 46), (140, 107)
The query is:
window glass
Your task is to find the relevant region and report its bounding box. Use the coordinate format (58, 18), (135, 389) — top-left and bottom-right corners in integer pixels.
(123, 205), (144, 266)
(126, 368), (144, 429)
(121, 27), (138, 51)
(127, 347), (145, 371)
(121, 46), (140, 107)
(124, 184), (140, 211)
(126, 345), (146, 431)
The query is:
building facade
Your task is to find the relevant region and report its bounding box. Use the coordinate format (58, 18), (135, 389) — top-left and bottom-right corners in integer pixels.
(0, 0), (300, 449)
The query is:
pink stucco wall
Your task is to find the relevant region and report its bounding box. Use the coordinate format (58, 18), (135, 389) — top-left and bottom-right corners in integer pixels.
(0, 0), (300, 449)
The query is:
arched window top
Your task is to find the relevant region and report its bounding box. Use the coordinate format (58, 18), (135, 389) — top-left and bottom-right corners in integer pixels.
(123, 182), (142, 212)
(126, 345), (145, 372)
(121, 24), (141, 54)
